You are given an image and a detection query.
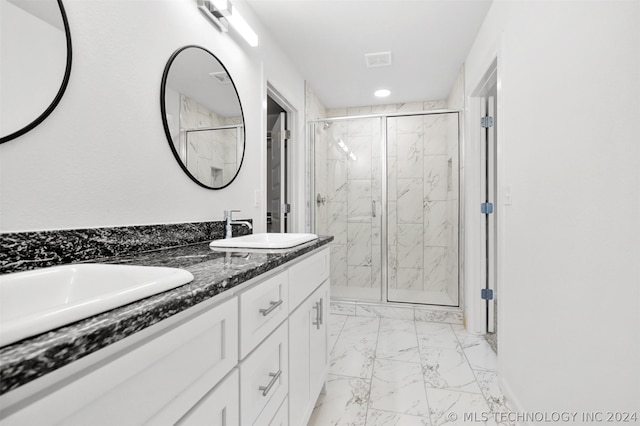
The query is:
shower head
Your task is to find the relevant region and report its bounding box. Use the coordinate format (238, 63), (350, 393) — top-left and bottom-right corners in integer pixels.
(323, 122), (331, 129)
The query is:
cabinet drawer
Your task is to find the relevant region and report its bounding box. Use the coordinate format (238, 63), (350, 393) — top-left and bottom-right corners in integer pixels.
(255, 396), (288, 426)
(268, 398), (288, 426)
(3, 298), (239, 426)
(239, 322), (288, 426)
(239, 270), (288, 358)
(176, 369), (239, 426)
(288, 248), (329, 311)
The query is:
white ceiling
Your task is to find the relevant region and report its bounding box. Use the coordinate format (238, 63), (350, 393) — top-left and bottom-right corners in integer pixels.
(245, 0), (492, 109)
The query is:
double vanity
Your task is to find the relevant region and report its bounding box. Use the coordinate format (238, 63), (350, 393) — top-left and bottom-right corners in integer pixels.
(0, 233), (332, 425)
(2, 0), (329, 423)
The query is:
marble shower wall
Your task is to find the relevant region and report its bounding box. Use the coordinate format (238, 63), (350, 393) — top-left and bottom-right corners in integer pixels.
(180, 94), (243, 187)
(314, 116), (382, 300)
(305, 83), (328, 232)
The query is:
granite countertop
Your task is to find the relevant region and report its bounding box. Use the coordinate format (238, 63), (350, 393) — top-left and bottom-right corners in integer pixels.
(0, 235), (333, 395)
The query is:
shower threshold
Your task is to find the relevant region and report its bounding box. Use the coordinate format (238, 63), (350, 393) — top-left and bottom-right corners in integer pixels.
(329, 299), (463, 325)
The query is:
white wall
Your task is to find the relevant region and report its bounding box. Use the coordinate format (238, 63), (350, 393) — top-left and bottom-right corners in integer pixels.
(0, 0), (306, 233)
(464, 0), (640, 417)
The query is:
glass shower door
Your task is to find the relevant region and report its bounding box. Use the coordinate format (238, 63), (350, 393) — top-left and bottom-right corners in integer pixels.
(386, 113), (460, 306)
(313, 117), (383, 301)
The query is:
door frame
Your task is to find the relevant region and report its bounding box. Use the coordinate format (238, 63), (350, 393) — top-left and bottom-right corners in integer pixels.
(268, 112), (286, 232)
(266, 83), (300, 232)
(466, 53), (505, 337)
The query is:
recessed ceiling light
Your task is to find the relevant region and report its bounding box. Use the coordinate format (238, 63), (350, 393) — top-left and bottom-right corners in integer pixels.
(374, 89), (391, 98)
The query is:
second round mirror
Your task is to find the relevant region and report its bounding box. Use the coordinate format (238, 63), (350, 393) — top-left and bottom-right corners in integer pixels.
(161, 46), (245, 189)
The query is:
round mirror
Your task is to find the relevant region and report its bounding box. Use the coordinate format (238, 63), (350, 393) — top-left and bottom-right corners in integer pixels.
(0, 0), (72, 143)
(161, 46), (245, 189)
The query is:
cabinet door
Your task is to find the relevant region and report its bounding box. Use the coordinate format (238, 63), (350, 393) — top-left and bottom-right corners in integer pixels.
(309, 280), (329, 400)
(3, 298), (239, 426)
(288, 280), (330, 426)
(288, 296), (311, 426)
(267, 398), (288, 426)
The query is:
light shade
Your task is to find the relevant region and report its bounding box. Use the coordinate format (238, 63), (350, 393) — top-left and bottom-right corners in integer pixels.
(374, 89), (391, 98)
(198, 0), (259, 47)
(227, 9), (259, 47)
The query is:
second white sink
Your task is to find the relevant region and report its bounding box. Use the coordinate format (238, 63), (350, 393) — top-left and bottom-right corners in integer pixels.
(209, 233), (318, 249)
(0, 264), (194, 347)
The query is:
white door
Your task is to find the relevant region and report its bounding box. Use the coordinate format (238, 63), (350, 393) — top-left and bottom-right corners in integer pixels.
(481, 96), (497, 333)
(487, 95), (496, 333)
(269, 113), (286, 233)
(288, 297), (311, 426)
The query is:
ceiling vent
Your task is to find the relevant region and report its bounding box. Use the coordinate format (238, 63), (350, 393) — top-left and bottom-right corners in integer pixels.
(365, 51), (392, 68)
(209, 71), (231, 84)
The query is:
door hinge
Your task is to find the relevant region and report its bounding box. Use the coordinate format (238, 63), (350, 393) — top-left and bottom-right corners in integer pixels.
(283, 130), (291, 139)
(282, 203), (291, 213)
(481, 116), (494, 128)
(481, 202), (494, 214)
(481, 288), (494, 300)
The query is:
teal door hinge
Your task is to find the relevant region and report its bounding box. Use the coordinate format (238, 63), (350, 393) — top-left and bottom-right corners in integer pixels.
(481, 288), (494, 300)
(481, 202), (494, 214)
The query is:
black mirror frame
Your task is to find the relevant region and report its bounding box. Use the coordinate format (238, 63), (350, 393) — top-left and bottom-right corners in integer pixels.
(160, 45), (246, 190)
(0, 0), (73, 144)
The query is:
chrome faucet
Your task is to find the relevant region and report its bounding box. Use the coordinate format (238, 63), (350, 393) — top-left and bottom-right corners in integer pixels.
(224, 210), (253, 238)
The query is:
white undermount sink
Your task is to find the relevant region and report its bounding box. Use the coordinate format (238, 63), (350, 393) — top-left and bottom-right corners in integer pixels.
(209, 233), (318, 249)
(0, 264), (194, 347)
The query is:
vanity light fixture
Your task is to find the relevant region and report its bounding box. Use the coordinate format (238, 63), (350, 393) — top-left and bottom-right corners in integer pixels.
(198, 0), (229, 32)
(226, 10), (259, 47)
(374, 89), (391, 98)
(197, 0), (259, 47)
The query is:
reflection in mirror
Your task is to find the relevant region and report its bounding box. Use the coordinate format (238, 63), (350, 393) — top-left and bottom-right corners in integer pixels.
(161, 46), (245, 189)
(0, 0), (72, 143)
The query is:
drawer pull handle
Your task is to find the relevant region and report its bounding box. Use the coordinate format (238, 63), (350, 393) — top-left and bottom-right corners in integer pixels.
(312, 302), (320, 329)
(318, 297), (324, 326)
(259, 299), (283, 316)
(259, 370), (282, 396)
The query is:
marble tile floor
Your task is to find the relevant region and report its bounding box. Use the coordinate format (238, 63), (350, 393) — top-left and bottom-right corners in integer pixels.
(308, 314), (514, 426)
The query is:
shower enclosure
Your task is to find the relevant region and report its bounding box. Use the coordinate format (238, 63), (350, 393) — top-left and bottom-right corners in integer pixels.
(312, 111), (460, 306)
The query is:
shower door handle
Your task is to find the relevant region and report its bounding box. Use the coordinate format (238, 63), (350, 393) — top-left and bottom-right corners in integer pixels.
(371, 200), (376, 217)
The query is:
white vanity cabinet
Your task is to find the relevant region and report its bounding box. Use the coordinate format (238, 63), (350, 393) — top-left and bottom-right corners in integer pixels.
(0, 246), (330, 426)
